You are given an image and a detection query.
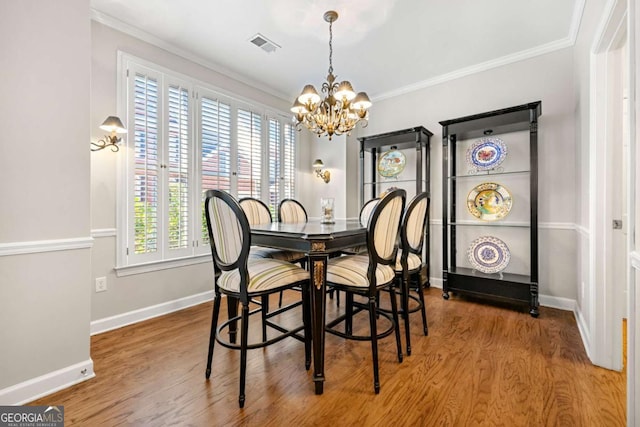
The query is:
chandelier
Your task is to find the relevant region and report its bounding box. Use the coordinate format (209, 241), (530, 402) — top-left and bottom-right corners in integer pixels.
(291, 10), (372, 141)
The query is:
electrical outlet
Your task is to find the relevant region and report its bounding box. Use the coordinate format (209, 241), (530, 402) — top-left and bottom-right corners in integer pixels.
(95, 277), (107, 292)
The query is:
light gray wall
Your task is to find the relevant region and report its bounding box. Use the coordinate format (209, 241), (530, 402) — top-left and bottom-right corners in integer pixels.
(0, 0), (92, 389)
(90, 22), (293, 321)
(336, 48), (578, 299)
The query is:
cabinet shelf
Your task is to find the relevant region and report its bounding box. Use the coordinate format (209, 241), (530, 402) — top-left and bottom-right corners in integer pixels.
(363, 178), (428, 186)
(441, 101), (541, 317)
(449, 170), (530, 180)
(448, 221), (530, 228)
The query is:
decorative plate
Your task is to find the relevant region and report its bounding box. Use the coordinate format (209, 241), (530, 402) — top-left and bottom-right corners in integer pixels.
(377, 150), (406, 178)
(467, 182), (513, 221)
(466, 137), (507, 171)
(467, 236), (511, 274)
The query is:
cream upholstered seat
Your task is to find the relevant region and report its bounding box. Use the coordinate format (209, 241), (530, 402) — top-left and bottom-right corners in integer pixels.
(393, 192), (430, 356)
(204, 190), (311, 408)
(325, 188), (406, 394)
(278, 198), (308, 223)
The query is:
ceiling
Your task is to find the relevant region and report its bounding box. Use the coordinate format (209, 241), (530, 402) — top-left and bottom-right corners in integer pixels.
(90, 0), (581, 102)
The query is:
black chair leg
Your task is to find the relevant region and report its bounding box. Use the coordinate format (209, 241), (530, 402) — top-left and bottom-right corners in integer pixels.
(206, 293), (221, 379)
(389, 285), (404, 363)
(416, 275), (429, 336)
(227, 296), (239, 344)
(402, 274), (412, 356)
(261, 295), (269, 342)
(239, 302), (249, 408)
(345, 292), (354, 336)
(368, 297), (380, 394)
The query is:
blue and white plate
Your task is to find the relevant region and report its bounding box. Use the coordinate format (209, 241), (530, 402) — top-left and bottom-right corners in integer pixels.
(466, 138), (507, 171)
(467, 236), (510, 274)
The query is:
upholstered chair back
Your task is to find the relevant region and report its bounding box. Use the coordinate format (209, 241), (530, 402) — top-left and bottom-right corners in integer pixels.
(239, 198), (272, 226)
(278, 199), (308, 223)
(404, 193), (430, 252)
(205, 190), (249, 268)
(359, 198), (380, 227)
(369, 189), (406, 262)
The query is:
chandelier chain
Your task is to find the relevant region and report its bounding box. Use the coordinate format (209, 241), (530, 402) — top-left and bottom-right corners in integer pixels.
(328, 19), (333, 75)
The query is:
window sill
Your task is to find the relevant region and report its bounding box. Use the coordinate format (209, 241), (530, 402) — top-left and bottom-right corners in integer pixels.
(115, 254), (211, 277)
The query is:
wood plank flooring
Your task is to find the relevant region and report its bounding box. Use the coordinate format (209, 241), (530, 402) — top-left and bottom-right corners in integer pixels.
(31, 288), (626, 426)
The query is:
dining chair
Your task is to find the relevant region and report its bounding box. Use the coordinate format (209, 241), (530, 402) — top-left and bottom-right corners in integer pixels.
(204, 189), (311, 408)
(392, 192), (430, 356)
(278, 198), (308, 223)
(340, 197), (380, 256)
(325, 188), (406, 394)
(239, 197), (306, 263)
(238, 197), (307, 334)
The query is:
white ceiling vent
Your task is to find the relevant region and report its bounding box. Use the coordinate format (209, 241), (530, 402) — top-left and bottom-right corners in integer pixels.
(249, 33), (280, 53)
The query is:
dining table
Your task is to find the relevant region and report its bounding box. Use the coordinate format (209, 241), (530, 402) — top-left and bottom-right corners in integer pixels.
(250, 219), (367, 394)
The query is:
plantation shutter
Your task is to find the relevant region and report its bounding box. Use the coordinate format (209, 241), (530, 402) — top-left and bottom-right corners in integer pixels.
(200, 95), (232, 244)
(268, 118), (281, 217)
(166, 84), (191, 252)
(236, 108), (262, 200)
(132, 72), (160, 257)
(283, 123), (296, 199)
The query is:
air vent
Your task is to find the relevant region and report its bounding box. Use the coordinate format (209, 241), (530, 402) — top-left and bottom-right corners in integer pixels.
(249, 33), (280, 53)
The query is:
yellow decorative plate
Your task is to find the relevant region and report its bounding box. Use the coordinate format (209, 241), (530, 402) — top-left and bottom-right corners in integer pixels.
(467, 182), (512, 221)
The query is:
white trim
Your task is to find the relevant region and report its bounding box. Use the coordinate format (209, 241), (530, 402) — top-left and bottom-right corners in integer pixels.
(0, 237), (93, 257)
(575, 224), (590, 237)
(574, 304), (593, 360)
(568, 0), (587, 45)
(90, 290), (214, 335)
(0, 359), (94, 405)
(631, 251), (640, 270)
(538, 294), (576, 311)
(376, 38), (576, 101)
(91, 10), (288, 102)
(114, 254), (210, 277)
(91, 228), (116, 238)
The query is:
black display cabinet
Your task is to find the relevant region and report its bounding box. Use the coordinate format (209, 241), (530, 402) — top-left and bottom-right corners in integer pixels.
(358, 126), (432, 285)
(440, 102), (541, 317)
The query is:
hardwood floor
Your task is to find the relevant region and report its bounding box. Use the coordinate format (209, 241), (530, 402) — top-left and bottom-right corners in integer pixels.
(32, 288), (625, 426)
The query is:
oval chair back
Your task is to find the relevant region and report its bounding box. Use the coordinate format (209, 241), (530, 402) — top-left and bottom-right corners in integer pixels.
(278, 199), (308, 223)
(205, 190), (251, 301)
(359, 197), (380, 227)
(401, 192), (430, 260)
(366, 188), (406, 286)
(239, 197), (273, 226)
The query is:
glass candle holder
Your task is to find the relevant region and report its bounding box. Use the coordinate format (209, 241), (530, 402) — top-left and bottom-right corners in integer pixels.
(320, 197), (335, 224)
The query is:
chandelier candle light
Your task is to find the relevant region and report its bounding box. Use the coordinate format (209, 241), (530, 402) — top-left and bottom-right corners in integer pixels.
(291, 10), (372, 140)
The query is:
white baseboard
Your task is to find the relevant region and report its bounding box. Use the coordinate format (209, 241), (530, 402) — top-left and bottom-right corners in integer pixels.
(538, 294), (576, 311)
(0, 359), (94, 405)
(574, 304), (592, 360)
(90, 290), (215, 335)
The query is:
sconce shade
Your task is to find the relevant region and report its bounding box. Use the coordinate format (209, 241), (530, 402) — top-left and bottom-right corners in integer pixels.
(99, 116), (127, 134)
(312, 159), (324, 169)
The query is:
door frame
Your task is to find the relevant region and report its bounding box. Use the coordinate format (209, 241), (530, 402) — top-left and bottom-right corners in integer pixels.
(589, 0), (628, 370)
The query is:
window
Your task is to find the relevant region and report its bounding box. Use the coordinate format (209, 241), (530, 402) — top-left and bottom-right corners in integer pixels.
(118, 54), (296, 268)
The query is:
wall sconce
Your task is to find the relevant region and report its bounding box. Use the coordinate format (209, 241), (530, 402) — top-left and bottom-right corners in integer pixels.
(91, 116), (127, 152)
(312, 159), (331, 183)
